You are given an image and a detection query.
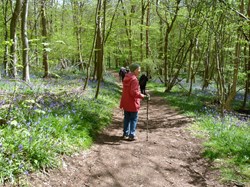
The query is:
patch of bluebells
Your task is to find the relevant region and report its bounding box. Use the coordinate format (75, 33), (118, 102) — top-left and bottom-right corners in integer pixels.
(200, 105), (249, 128)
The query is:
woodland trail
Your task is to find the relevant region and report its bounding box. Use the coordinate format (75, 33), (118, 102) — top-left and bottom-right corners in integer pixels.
(27, 75), (231, 187)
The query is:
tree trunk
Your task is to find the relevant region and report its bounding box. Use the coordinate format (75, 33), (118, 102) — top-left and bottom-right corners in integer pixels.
(224, 2), (243, 110)
(140, 0), (146, 63)
(95, 0), (104, 99)
(145, 0), (150, 75)
(202, 45), (211, 89)
(32, 0), (39, 66)
(41, 0), (49, 78)
(242, 0), (250, 108)
(242, 43), (248, 109)
(9, 0), (23, 78)
(21, 0), (30, 82)
(215, 40), (225, 117)
(71, 1), (84, 71)
(83, 9), (97, 90)
(2, 0), (9, 77)
(121, 0), (133, 64)
(156, 0), (181, 87)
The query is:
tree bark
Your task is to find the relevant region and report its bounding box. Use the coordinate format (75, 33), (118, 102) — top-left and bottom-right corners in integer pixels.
(71, 1), (84, 71)
(145, 0), (151, 76)
(224, 1), (243, 110)
(2, 0), (9, 77)
(140, 0), (146, 63)
(9, 0), (23, 78)
(41, 0), (49, 78)
(21, 0), (30, 82)
(95, 0), (104, 99)
(121, 0), (133, 65)
(242, 0), (250, 108)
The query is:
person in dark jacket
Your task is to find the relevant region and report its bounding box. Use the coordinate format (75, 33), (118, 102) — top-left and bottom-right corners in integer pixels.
(120, 63), (146, 141)
(139, 74), (149, 95)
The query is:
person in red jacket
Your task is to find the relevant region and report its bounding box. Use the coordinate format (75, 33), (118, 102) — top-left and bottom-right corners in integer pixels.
(120, 63), (146, 141)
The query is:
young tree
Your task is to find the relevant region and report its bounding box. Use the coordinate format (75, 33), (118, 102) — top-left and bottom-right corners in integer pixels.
(242, 0), (250, 109)
(95, 0), (105, 99)
(71, 0), (85, 71)
(121, 0), (135, 65)
(224, 0), (243, 110)
(41, 0), (49, 78)
(9, 0), (23, 78)
(2, 0), (10, 77)
(21, 0), (30, 82)
(156, 0), (181, 88)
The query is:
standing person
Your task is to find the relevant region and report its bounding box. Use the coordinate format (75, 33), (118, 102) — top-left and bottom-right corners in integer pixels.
(120, 63), (146, 141)
(139, 74), (149, 95)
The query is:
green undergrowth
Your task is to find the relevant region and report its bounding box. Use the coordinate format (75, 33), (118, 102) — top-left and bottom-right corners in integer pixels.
(148, 81), (250, 186)
(0, 71), (120, 185)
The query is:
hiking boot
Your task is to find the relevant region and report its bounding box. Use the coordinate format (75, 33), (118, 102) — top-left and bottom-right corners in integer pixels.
(122, 135), (129, 140)
(128, 136), (138, 141)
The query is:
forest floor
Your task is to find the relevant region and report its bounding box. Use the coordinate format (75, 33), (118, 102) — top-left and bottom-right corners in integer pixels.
(26, 73), (238, 187)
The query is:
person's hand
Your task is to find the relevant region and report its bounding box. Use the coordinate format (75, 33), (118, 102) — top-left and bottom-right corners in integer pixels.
(145, 94), (150, 101)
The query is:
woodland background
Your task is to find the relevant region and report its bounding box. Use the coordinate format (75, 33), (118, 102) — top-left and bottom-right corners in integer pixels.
(0, 0), (249, 111)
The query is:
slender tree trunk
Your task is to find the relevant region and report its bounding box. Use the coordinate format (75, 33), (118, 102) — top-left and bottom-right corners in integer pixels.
(187, 42), (193, 94)
(187, 39), (193, 83)
(21, 0), (30, 82)
(156, 0), (181, 87)
(145, 0), (150, 59)
(95, 0), (104, 99)
(41, 0), (49, 78)
(202, 41), (211, 89)
(2, 0), (9, 77)
(32, 0), (39, 66)
(121, 0), (133, 64)
(145, 0), (150, 75)
(242, 0), (250, 108)
(163, 28), (169, 86)
(242, 43), (248, 109)
(165, 42), (192, 92)
(9, 0), (23, 78)
(83, 4), (98, 90)
(215, 40), (225, 117)
(71, 1), (84, 71)
(128, 4), (134, 64)
(224, 2), (243, 110)
(140, 0), (145, 63)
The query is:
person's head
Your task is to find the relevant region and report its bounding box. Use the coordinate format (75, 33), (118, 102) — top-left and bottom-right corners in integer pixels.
(129, 63), (141, 77)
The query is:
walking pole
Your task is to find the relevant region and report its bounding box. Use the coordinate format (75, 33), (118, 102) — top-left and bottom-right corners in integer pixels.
(146, 94), (150, 141)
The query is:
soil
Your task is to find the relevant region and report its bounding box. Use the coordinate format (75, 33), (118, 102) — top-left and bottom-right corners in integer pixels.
(25, 74), (238, 187)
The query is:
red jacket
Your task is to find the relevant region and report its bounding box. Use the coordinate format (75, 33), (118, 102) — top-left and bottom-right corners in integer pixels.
(120, 73), (143, 112)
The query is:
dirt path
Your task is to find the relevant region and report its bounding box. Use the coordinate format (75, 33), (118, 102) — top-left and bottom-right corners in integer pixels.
(27, 89), (231, 187)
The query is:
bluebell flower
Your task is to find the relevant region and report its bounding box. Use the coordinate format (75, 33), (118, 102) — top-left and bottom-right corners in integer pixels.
(18, 144), (23, 151)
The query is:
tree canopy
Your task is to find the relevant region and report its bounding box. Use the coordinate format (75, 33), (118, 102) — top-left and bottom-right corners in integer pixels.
(0, 0), (249, 109)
